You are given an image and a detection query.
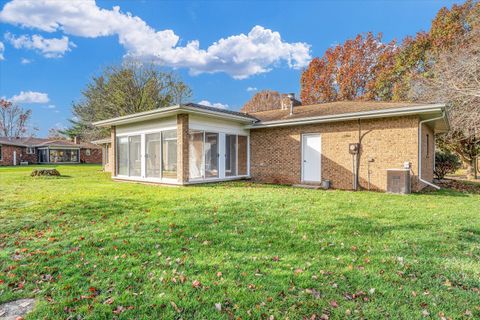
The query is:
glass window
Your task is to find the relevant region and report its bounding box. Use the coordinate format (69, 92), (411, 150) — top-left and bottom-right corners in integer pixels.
(225, 134), (237, 176)
(128, 136), (141, 177)
(205, 132), (219, 178)
(86, 149), (91, 156)
(189, 130), (204, 179)
(48, 149), (79, 163)
(0, 145), (2, 160)
(162, 130), (177, 178)
(104, 145), (109, 164)
(117, 137), (128, 175)
(146, 133), (161, 178)
(238, 136), (248, 176)
(26, 147), (35, 154)
(38, 149), (48, 163)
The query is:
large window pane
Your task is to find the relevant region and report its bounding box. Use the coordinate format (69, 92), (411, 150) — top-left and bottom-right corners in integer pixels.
(38, 149), (48, 163)
(238, 136), (248, 176)
(128, 136), (141, 177)
(205, 132), (218, 178)
(189, 130), (204, 179)
(117, 137), (128, 175)
(48, 149), (79, 163)
(225, 134), (237, 176)
(162, 130), (177, 178)
(146, 133), (161, 178)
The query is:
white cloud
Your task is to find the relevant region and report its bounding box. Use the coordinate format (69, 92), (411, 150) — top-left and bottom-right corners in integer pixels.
(0, 0), (311, 78)
(43, 104), (55, 109)
(247, 87), (258, 92)
(5, 32), (75, 58)
(198, 100), (229, 109)
(10, 91), (49, 104)
(21, 57), (32, 64)
(0, 41), (4, 60)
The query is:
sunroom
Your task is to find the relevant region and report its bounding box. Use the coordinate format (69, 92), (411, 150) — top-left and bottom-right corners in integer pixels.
(93, 104), (257, 185)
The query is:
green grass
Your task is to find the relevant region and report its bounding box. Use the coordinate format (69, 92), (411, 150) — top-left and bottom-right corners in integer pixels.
(0, 165), (479, 319)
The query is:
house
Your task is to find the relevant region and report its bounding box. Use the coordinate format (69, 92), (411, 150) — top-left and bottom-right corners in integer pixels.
(0, 137), (102, 166)
(93, 100), (449, 192)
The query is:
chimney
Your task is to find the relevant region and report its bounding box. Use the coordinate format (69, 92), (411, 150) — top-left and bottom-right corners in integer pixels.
(73, 136), (80, 144)
(287, 93), (295, 115)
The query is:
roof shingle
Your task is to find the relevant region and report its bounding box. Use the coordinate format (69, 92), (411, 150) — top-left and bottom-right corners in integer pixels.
(0, 137), (100, 148)
(247, 101), (425, 122)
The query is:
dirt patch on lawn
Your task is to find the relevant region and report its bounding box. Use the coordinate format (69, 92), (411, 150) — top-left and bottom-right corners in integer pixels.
(0, 298), (36, 320)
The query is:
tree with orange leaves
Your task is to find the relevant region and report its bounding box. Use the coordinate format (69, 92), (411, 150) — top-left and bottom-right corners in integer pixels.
(300, 32), (396, 104)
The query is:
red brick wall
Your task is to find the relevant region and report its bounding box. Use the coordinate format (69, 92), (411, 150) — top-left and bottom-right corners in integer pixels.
(249, 116), (428, 192)
(0, 145), (37, 166)
(80, 148), (102, 164)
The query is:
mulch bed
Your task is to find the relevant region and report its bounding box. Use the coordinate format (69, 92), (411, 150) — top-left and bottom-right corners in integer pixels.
(435, 178), (480, 194)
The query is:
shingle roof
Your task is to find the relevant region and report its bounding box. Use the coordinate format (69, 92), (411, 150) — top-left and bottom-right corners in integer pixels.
(0, 137), (100, 148)
(184, 103), (258, 120)
(247, 101), (425, 122)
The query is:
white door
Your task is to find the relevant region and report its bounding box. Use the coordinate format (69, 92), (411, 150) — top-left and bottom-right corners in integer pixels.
(302, 134), (321, 183)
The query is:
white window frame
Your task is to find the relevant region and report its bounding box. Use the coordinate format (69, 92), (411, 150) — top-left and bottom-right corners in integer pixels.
(188, 130), (249, 183)
(116, 129), (177, 184)
(26, 147), (35, 155)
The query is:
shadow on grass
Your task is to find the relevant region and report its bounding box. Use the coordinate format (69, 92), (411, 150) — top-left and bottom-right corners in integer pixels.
(31, 175), (73, 179)
(3, 193), (480, 319)
(334, 215), (427, 236)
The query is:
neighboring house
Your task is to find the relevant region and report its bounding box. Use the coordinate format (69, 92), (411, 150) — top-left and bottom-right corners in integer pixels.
(0, 137), (102, 166)
(93, 100), (449, 192)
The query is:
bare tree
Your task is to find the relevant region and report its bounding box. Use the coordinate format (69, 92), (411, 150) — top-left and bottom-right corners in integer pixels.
(412, 27), (480, 179)
(0, 99), (34, 138)
(47, 127), (66, 139)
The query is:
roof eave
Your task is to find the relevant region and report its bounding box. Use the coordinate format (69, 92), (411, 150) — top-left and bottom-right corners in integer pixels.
(247, 104), (447, 129)
(93, 105), (257, 127)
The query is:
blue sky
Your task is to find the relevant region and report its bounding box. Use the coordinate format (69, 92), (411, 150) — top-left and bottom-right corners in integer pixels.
(0, 0), (461, 136)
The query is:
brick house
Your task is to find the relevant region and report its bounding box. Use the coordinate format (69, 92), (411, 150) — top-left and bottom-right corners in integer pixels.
(0, 137), (102, 166)
(93, 100), (449, 192)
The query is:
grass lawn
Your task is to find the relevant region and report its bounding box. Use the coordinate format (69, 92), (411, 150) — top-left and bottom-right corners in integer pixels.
(1, 165), (479, 319)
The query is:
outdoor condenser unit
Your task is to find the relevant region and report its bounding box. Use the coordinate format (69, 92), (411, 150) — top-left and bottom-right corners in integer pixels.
(386, 169), (411, 194)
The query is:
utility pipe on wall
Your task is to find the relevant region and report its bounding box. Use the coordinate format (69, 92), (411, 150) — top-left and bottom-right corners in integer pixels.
(418, 112), (445, 190)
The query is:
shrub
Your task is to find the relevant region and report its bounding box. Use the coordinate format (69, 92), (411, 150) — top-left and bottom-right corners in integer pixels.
(434, 151), (461, 179)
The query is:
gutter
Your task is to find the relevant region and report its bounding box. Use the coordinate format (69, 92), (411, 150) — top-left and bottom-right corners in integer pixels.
(93, 105), (256, 127)
(247, 104), (445, 129)
(418, 111), (446, 190)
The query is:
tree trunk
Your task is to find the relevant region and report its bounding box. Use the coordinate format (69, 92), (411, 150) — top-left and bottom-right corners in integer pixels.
(466, 160), (475, 180)
(475, 157), (479, 180)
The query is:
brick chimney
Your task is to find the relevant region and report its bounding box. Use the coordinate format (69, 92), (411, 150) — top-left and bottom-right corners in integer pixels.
(73, 136), (80, 144)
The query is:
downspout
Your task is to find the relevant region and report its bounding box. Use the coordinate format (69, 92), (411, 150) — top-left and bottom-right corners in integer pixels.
(418, 112), (445, 190)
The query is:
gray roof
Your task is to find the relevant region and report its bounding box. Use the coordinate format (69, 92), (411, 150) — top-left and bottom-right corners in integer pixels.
(0, 137), (100, 149)
(183, 103), (258, 120)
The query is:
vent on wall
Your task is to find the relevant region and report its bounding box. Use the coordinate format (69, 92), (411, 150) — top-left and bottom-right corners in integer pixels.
(386, 169), (411, 194)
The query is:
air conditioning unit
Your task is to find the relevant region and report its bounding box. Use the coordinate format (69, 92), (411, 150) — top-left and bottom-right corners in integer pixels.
(386, 169), (411, 194)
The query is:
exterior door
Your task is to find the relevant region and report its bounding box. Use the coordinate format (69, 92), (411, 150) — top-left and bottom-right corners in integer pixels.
(302, 134), (321, 183)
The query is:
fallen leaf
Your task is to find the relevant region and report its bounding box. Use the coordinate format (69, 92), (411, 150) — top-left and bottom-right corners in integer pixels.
(294, 268), (303, 275)
(215, 303), (222, 311)
(330, 300), (338, 308)
(192, 280), (202, 288)
(170, 301), (181, 313)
